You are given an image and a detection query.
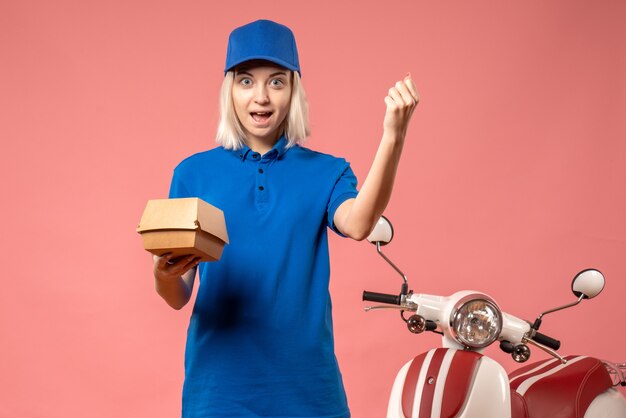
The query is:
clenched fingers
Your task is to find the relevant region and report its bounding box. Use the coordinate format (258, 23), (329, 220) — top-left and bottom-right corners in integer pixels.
(403, 75), (419, 105)
(382, 73), (420, 135)
(385, 76), (419, 109)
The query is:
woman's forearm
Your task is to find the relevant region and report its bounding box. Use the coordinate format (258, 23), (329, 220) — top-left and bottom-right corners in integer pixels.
(155, 275), (193, 310)
(153, 254), (198, 310)
(335, 75), (419, 240)
(341, 133), (405, 240)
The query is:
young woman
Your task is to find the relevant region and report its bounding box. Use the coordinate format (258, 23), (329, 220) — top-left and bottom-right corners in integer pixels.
(152, 19), (419, 417)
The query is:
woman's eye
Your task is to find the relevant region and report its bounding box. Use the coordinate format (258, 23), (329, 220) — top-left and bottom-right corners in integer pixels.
(270, 79), (285, 87)
(240, 78), (252, 86)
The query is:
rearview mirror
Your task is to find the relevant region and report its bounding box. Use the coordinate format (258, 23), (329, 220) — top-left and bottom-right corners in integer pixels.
(571, 269), (605, 299)
(366, 216), (394, 246)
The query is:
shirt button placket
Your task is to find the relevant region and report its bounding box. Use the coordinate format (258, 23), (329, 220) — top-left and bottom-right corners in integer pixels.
(255, 154), (269, 209)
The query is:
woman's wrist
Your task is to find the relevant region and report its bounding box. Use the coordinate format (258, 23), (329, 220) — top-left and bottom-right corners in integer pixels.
(381, 128), (406, 146)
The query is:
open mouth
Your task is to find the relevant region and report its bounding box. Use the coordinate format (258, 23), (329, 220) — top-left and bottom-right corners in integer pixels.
(250, 112), (273, 123)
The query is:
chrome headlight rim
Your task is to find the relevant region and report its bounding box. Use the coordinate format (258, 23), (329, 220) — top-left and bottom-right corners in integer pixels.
(449, 293), (503, 349)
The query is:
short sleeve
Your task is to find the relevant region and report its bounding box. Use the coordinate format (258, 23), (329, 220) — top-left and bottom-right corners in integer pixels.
(168, 166), (192, 199)
(326, 162), (359, 236)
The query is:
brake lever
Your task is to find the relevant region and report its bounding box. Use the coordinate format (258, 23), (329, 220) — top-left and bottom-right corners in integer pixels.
(364, 302), (417, 312)
(523, 336), (567, 364)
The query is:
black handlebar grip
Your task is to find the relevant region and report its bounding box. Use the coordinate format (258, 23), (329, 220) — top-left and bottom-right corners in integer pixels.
(362, 291), (401, 305)
(500, 340), (515, 354)
(532, 332), (561, 350)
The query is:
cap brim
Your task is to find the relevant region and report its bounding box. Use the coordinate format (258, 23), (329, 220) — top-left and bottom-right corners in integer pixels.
(225, 55), (300, 75)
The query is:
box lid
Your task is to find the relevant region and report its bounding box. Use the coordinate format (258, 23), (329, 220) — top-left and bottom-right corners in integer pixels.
(136, 198), (229, 244)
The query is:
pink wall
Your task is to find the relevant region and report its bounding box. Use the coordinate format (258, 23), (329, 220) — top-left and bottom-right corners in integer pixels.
(1, 1), (624, 416)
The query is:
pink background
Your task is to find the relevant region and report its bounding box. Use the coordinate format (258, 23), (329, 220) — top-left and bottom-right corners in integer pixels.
(1, 1), (625, 417)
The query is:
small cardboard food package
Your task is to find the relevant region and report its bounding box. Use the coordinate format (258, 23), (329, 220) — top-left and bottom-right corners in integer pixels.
(137, 198), (229, 262)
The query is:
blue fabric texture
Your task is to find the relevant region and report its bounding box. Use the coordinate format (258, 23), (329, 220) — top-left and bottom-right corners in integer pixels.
(169, 136), (358, 417)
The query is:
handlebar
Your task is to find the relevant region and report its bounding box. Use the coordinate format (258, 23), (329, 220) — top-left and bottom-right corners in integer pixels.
(363, 291), (401, 305)
(363, 290), (562, 351)
(532, 331), (561, 350)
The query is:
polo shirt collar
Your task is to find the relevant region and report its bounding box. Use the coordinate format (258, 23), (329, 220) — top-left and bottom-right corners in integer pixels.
(269, 135), (288, 159)
(233, 135), (289, 162)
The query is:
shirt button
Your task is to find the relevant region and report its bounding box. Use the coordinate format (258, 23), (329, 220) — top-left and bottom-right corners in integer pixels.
(253, 154), (259, 159)
(258, 168), (264, 174)
(258, 186), (264, 191)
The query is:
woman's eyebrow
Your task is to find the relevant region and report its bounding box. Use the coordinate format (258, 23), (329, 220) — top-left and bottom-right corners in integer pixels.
(236, 70), (288, 77)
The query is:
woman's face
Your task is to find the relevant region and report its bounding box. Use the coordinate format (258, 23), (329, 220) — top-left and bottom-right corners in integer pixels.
(232, 64), (292, 146)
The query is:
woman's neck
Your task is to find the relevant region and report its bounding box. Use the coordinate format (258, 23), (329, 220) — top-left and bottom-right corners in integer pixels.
(244, 133), (282, 155)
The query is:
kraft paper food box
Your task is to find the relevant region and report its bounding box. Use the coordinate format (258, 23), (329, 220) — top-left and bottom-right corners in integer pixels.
(137, 198), (229, 262)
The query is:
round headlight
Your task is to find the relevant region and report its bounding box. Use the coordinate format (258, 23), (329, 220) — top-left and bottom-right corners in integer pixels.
(451, 296), (502, 348)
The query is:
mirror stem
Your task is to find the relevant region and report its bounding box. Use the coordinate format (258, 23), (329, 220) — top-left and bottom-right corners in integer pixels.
(538, 294), (584, 320)
(532, 294), (584, 330)
(376, 242), (408, 295)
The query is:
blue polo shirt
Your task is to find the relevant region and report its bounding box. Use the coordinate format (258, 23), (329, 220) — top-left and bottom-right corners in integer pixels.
(169, 135), (358, 418)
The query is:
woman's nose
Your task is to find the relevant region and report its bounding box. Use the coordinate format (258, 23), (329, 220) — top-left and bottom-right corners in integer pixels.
(253, 85), (269, 104)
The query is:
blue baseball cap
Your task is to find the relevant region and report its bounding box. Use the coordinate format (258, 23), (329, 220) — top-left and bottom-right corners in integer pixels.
(225, 19), (301, 75)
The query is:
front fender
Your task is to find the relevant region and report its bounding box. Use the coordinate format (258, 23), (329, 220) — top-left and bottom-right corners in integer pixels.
(387, 348), (511, 418)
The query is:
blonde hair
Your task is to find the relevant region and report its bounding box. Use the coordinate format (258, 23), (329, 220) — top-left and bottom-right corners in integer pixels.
(216, 70), (310, 150)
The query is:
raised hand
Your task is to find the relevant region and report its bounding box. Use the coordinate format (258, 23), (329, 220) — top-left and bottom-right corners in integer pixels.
(383, 73), (420, 139)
